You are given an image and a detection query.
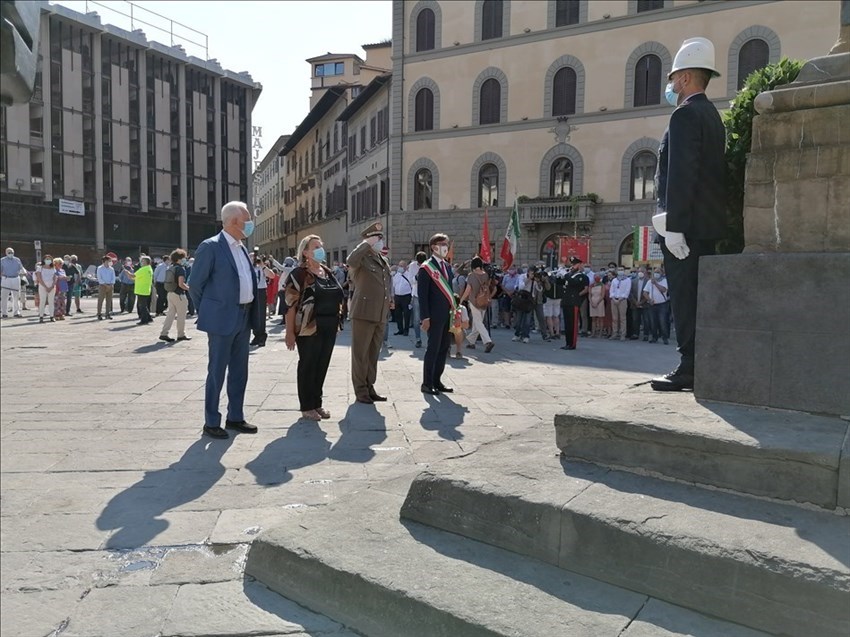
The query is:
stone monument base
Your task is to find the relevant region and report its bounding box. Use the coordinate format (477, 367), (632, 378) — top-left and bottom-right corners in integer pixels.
(694, 252), (850, 415)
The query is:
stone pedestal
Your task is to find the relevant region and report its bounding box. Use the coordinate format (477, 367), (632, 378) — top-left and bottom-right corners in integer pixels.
(694, 53), (850, 417)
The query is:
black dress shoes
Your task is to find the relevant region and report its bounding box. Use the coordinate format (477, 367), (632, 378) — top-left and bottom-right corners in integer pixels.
(560, 345), (576, 350)
(225, 420), (258, 433)
(421, 384), (440, 395)
(650, 371), (694, 392)
(369, 391), (388, 402)
(434, 384), (453, 393)
(203, 426), (229, 439)
(356, 396), (375, 404)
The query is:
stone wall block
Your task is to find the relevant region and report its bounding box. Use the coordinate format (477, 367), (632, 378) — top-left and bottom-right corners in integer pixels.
(775, 179), (829, 252)
(804, 104), (850, 148)
(743, 181), (776, 210)
(815, 145), (850, 179)
(826, 176), (850, 251)
(751, 112), (803, 151)
(744, 152), (775, 183)
(742, 205), (779, 252)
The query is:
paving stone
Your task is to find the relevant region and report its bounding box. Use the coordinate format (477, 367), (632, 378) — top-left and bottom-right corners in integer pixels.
(0, 588), (85, 637)
(62, 584), (179, 637)
(151, 545), (249, 585)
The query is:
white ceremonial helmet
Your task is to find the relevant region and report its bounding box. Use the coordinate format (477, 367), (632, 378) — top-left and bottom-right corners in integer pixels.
(669, 37), (720, 80)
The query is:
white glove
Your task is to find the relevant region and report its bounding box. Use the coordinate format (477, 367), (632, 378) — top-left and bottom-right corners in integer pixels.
(665, 231), (690, 260)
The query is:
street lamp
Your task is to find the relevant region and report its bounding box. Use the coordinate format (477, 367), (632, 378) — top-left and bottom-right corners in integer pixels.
(119, 195), (128, 204)
(161, 201), (170, 208)
(199, 206), (207, 213)
(71, 189), (79, 198)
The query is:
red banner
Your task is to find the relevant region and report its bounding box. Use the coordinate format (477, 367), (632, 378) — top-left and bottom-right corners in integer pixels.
(480, 209), (492, 262)
(559, 236), (590, 264)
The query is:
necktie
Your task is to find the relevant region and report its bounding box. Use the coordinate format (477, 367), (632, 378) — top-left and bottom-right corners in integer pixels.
(440, 260), (448, 280)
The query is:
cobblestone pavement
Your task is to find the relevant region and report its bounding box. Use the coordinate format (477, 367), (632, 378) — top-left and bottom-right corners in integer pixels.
(0, 297), (676, 636)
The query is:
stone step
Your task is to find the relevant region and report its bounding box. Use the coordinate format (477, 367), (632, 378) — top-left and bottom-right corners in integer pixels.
(246, 482), (771, 637)
(400, 427), (850, 637)
(554, 391), (850, 509)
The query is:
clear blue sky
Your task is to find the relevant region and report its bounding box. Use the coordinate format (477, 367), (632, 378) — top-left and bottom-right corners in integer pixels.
(53, 1), (393, 159)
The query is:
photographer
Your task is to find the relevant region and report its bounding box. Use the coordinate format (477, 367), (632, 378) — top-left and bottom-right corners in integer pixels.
(529, 266), (551, 341)
(543, 267), (564, 340)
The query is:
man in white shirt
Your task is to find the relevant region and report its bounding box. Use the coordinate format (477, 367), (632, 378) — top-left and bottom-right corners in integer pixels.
(392, 260), (413, 336)
(642, 270), (670, 345)
(608, 267), (631, 341)
(406, 252), (425, 347)
(1, 248), (24, 317)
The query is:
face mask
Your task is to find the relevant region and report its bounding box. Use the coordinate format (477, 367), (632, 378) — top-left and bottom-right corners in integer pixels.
(617, 270), (625, 278)
(654, 272), (661, 280)
(5, 252), (12, 257)
(435, 245), (449, 258)
(638, 272), (645, 279)
(311, 247), (326, 262)
(45, 259), (52, 265)
(373, 239), (384, 252)
(242, 220), (255, 237)
(665, 78), (681, 107)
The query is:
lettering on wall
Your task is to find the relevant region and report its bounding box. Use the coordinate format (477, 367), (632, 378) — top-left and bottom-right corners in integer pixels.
(252, 126), (263, 171)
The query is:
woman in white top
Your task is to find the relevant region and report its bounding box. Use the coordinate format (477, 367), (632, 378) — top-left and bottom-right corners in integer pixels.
(36, 255), (57, 322)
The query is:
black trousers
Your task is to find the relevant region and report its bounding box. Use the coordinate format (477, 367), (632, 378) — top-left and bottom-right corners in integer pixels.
(252, 297), (267, 342)
(295, 317), (338, 412)
(423, 312), (451, 387)
(137, 294), (152, 323)
(661, 237), (716, 375)
(562, 303), (580, 348)
(119, 283), (135, 312)
(394, 294), (412, 333)
(155, 282), (168, 314)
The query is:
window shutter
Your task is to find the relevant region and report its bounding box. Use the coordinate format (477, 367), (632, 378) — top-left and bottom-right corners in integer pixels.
(634, 54), (661, 107)
(737, 39), (769, 90)
(416, 9), (436, 52)
(415, 88), (434, 131)
(555, 0), (580, 27)
(481, 0), (503, 40)
(479, 79), (501, 125)
(552, 67), (577, 116)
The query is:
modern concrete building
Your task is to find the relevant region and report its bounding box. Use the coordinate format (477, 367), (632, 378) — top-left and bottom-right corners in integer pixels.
(253, 135), (289, 259)
(384, 0), (839, 267)
(0, 1), (261, 265)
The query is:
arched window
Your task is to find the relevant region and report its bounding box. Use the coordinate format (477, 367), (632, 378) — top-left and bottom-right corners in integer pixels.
(479, 78), (501, 125)
(737, 38), (770, 90)
(481, 0), (503, 40)
(552, 67), (577, 116)
(555, 0), (580, 26)
(631, 151), (657, 201)
(550, 158), (573, 197)
(478, 163), (499, 207)
(414, 168), (433, 210)
(414, 87), (434, 131)
(416, 8), (436, 52)
(633, 54), (661, 107)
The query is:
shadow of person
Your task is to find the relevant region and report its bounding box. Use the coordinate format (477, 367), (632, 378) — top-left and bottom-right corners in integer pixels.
(245, 418), (331, 486)
(420, 394), (469, 441)
(96, 436), (234, 549)
(133, 342), (170, 354)
(328, 403), (387, 464)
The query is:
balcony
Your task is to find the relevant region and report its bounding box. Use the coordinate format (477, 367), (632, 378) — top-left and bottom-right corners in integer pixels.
(517, 198), (595, 226)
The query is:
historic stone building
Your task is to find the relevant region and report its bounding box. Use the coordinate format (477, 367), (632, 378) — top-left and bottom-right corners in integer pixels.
(0, 2), (260, 265)
(253, 135), (289, 260)
(385, 0), (839, 267)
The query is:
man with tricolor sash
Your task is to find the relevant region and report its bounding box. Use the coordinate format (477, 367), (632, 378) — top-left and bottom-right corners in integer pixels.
(417, 233), (458, 395)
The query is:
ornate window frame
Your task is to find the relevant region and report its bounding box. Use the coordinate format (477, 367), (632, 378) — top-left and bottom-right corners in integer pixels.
(408, 76), (441, 132)
(539, 143), (584, 197)
(409, 1), (443, 52)
(543, 55), (586, 116)
(623, 42), (672, 109)
(727, 25), (781, 96)
(472, 66), (509, 126)
(620, 137), (660, 202)
(474, 0), (511, 42)
(469, 151), (507, 208)
(407, 157), (440, 212)
(546, 0), (588, 28)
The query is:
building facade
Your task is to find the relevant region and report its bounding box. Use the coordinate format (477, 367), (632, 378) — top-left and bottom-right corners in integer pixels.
(385, 0), (838, 267)
(253, 135), (289, 259)
(0, 2), (260, 265)
(277, 44), (392, 262)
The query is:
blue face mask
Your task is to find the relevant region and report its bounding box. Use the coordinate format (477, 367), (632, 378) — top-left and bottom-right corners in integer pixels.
(242, 220), (255, 237)
(665, 81), (679, 107)
(312, 247), (326, 262)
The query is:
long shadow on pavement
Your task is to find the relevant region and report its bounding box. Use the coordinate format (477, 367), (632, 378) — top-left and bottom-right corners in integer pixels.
(421, 394), (468, 441)
(246, 418), (331, 486)
(328, 403), (387, 464)
(96, 436), (234, 549)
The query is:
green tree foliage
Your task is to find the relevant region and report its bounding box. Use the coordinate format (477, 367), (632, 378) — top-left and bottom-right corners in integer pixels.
(719, 58), (805, 254)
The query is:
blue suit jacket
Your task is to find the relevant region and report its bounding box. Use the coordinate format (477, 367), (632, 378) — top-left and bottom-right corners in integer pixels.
(417, 256), (454, 325)
(188, 231), (260, 336)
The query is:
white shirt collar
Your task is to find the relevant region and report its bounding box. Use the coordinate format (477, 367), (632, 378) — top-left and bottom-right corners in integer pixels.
(223, 229), (242, 248)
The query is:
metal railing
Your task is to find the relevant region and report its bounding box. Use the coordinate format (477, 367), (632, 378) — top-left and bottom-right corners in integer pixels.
(84, 0), (209, 59)
(517, 200), (594, 224)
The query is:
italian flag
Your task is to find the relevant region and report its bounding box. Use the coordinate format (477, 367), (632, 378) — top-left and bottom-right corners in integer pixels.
(500, 200), (521, 269)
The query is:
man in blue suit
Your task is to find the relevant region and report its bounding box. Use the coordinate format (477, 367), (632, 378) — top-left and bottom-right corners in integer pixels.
(651, 38), (727, 392)
(417, 233), (455, 395)
(189, 201), (262, 439)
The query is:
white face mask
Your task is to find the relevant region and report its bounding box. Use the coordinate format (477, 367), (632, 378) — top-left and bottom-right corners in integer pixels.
(435, 245), (449, 258)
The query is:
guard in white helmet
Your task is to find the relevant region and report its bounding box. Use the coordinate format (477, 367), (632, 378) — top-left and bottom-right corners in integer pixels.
(650, 37), (727, 392)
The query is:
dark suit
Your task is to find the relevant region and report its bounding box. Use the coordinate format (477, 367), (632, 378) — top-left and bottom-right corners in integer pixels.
(188, 231), (260, 429)
(657, 92), (727, 375)
(417, 256), (453, 389)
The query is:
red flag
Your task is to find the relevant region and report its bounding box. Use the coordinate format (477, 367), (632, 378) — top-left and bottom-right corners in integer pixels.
(480, 209), (492, 262)
(559, 236), (590, 264)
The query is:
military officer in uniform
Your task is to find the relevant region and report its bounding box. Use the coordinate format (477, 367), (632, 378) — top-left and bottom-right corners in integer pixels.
(347, 222), (394, 404)
(559, 256), (589, 350)
(651, 37), (727, 391)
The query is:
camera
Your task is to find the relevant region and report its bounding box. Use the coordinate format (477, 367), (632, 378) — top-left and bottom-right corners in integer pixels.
(483, 263), (502, 280)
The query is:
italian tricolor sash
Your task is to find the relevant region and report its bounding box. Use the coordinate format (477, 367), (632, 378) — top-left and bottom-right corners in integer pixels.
(423, 259), (461, 326)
